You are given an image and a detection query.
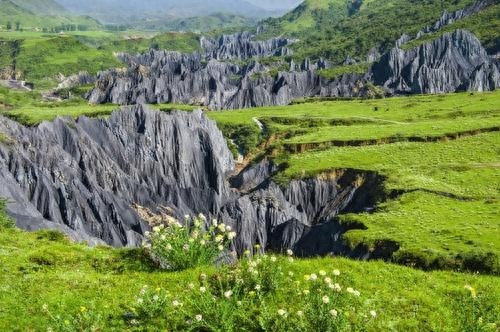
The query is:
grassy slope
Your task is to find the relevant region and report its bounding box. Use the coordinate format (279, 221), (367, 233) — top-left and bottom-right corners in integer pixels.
(208, 91), (500, 272)
(0, 0), (101, 30)
(0, 30), (200, 88)
(0, 223), (499, 331)
(259, 0), (498, 62)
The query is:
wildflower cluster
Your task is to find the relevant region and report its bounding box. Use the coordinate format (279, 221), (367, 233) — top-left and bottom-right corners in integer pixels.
(42, 303), (103, 332)
(125, 250), (380, 331)
(143, 214), (236, 271)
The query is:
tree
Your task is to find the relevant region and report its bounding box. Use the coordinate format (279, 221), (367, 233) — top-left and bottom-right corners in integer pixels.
(6, 21), (12, 30)
(15, 22), (20, 31)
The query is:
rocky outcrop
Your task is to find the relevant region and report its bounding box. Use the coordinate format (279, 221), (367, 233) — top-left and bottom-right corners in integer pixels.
(420, 0), (496, 36)
(0, 107), (378, 255)
(88, 49), (367, 109)
(372, 30), (500, 94)
(201, 31), (294, 60)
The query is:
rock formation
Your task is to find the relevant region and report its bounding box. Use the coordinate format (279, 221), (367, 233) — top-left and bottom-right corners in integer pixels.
(372, 30), (500, 94)
(0, 107), (378, 255)
(201, 31), (294, 60)
(88, 28), (498, 109)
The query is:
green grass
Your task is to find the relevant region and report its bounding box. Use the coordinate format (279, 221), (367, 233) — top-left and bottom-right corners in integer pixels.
(207, 91), (500, 272)
(0, 224), (499, 331)
(0, 0), (102, 30)
(0, 30), (200, 89)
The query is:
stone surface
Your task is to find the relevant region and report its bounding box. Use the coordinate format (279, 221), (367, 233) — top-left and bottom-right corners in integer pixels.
(0, 107), (378, 255)
(372, 30), (500, 94)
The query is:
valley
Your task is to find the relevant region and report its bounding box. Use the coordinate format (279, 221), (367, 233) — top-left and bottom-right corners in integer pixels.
(0, 0), (499, 330)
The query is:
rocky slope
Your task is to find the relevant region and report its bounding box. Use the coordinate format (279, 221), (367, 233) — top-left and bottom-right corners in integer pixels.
(0, 107), (377, 255)
(88, 29), (499, 109)
(372, 30), (500, 94)
(201, 31), (294, 60)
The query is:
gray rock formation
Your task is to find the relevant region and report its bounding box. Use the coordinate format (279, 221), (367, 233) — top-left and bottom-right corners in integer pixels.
(88, 27), (498, 109)
(88, 49), (367, 109)
(372, 30), (500, 94)
(201, 31), (294, 60)
(420, 0), (496, 36)
(0, 107), (378, 255)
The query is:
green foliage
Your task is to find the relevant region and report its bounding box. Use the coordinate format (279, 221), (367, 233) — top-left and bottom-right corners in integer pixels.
(317, 63), (371, 80)
(218, 122), (263, 155)
(400, 4), (500, 53)
(0, 0), (101, 30)
(1, 222), (499, 330)
(258, 0), (498, 63)
(144, 213), (236, 271)
(0, 200), (14, 229)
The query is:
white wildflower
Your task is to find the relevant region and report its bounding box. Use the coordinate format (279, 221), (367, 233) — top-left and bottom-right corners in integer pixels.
(310, 273), (318, 281)
(286, 249), (294, 256)
(296, 310), (304, 317)
(224, 290), (233, 298)
(330, 309), (338, 317)
(195, 314), (203, 322)
(333, 269), (341, 276)
(370, 310), (377, 318)
(271, 256), (277, 262)
(199, 286), (206, 293)
(322, 295), (330, 304)
(227, 231), (237, 240)
(172, 300), (182, 307)
(277, 309), (287, 316)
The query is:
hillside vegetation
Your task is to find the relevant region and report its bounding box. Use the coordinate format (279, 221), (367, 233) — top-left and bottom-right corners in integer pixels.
(0, 212), (499, 331)
(208, 91), (500, 274)
(0, 0), (101, 30)
(259, 0), (499, 62)
(0, 31), (200, 87)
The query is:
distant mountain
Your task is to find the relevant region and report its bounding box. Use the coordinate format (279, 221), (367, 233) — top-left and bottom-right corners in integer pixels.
(0, 0), (101, 30)
(246, 0), (302, 12)
(259, 0), (500, 63)
(135, 13), (257, 33)
(55, 0), (274, 24)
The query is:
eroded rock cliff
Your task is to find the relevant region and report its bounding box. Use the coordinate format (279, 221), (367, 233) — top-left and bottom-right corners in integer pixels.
(88, 28), (499, 109)
(372, 30), (500, 94)
(0, 107), (378, 255)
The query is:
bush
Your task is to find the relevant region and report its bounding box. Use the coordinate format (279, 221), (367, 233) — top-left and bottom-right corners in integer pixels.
(143, 214), (236, 271)
(0, 200), (14, 229)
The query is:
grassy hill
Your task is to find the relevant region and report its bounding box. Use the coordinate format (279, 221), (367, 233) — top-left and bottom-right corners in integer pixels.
(0, 0), (101, 30)
(0, 30), (200, 88)
(0, 207), (499, 330)
(209, 91), (500, 274)
(259, 0), (500, 63)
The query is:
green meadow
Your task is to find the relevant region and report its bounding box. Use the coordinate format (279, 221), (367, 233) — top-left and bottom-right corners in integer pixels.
(208, 91), (500, 273)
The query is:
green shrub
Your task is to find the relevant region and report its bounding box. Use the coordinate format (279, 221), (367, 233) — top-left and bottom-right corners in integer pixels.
(0, 199), (14, 229)
(143, 214), (236, 271)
